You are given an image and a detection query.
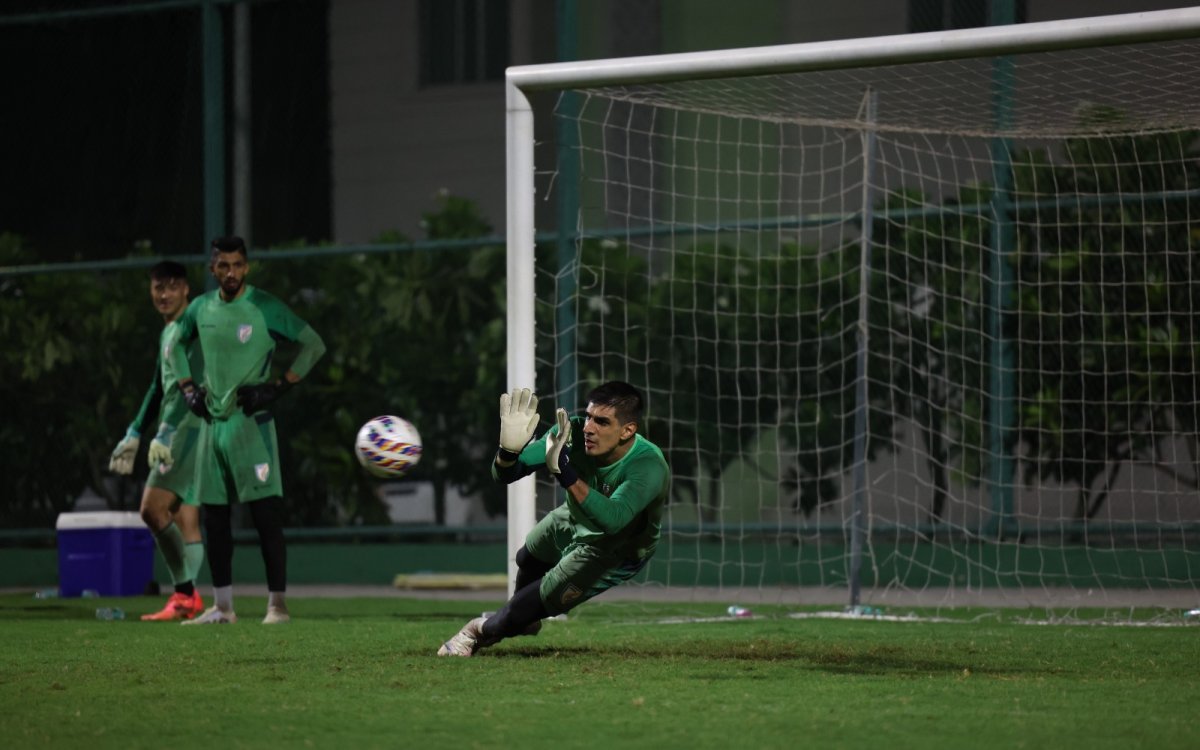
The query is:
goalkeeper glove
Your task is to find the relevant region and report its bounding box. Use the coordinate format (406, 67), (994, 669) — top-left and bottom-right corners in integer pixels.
(147, 423), (176, 468)
(108, 429), (140, 475)
(181, 380), (210, 420)
(497, 387), (540, 462)
(544, 407), (579, 489)
(236, 379), (293, 415)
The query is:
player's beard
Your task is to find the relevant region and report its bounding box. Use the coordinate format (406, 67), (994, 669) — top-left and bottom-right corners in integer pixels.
(220, 276), (244, 300)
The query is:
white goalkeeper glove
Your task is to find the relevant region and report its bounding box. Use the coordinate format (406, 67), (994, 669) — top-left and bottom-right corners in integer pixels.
(108, 429), (140, 475)
(544, 407), (579, 488)
(497, 387), (540, 461)
(147, 423), (176, 469)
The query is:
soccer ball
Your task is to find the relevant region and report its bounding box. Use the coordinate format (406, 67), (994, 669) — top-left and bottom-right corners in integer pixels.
(355, 415), (423, 478)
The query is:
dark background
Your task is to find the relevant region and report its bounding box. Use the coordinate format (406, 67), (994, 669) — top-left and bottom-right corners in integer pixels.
(0, 0), (331, 261)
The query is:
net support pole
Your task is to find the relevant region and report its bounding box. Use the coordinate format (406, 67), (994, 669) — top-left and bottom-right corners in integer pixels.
(985, 1), (1018, 541)
(848, 89), (878, 610)
(555, 0), (580, 411)
(505, 79), (538, 596)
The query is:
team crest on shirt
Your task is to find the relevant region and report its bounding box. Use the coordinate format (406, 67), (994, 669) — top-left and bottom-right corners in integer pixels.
(560, 585), (582, 607)
(600, 483), (613, 496)
(238, 324), (253, 343)
(255, 463), (270, 482)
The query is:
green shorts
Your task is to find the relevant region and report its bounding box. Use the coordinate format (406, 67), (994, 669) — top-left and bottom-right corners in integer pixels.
(525, 505), (651, 615)
(145, 414), (201, 506)
(194, 410), (282, 505)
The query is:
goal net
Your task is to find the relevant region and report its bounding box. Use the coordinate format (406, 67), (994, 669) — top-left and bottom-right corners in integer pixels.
(506, 9), (1200, 621)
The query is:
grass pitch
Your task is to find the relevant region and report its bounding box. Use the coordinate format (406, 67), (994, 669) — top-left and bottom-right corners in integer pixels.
(1, 593), (1197, 749)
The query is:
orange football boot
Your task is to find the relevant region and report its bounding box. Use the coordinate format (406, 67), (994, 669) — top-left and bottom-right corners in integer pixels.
(141, 590), (205, 621)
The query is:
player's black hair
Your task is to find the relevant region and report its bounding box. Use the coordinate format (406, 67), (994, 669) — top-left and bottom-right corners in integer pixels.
(210, 235), (248, 259)
(149, 260), (188, 283)
(586, 381), (644, 427)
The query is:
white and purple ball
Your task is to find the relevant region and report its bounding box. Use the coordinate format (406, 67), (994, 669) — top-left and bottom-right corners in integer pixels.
(355, 415), (423, 478)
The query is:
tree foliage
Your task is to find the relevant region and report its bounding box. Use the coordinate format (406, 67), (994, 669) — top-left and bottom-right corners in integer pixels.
(874, 120), (1200, 524)
(1010, 126), (1200, 519)
(7, 122), (1197, 532)
(0, 195), (509, 529)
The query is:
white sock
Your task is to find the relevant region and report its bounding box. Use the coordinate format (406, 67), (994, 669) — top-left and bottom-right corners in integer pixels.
(268, 591), (287, 610)
(214, 585), (234, 612)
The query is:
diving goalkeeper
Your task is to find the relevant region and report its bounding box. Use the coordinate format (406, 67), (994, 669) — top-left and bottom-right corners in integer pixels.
(438, 381), (669, 657)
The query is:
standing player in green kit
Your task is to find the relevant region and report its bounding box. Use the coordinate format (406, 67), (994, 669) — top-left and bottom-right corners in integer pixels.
(108, 260), (207, 621)
(166, 236), (326, 625)
(438, 381), (669, 656)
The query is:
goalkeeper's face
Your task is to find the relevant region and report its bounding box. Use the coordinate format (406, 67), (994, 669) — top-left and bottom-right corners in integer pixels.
(582, 403), (637, 465)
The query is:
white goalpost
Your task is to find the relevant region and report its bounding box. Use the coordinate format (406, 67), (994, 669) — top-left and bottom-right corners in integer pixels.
(505, 8), (1200, 618)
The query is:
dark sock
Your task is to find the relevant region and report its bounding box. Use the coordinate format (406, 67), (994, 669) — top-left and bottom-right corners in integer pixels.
(203, 504), (234, 588)
(482, 579), (552, 641)
(249, 496), (288, 592)
(174, 580), (195, 597)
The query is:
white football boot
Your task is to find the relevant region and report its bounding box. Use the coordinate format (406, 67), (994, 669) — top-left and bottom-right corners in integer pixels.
(181, 606), (237, 625)
(437, 616), (492, 657)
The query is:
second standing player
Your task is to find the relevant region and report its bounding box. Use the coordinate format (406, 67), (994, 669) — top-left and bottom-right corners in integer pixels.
(166, 236), (326, 625)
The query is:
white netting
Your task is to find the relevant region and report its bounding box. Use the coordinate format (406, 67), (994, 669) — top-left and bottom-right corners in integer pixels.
(531, 35), (1200, 619)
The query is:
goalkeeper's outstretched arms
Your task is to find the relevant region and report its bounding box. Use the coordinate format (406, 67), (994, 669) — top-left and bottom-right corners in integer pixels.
(492, 387), (542, 485)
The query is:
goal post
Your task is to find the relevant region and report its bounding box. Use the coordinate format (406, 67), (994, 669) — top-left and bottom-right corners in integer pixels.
(504, 8), (1200, 615)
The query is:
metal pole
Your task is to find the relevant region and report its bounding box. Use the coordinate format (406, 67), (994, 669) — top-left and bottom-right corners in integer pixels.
(848, 89), (877, 610)
(202, 0), (226, 246)
(555, 0), (580, 413)
(986, 0), (1017, 540)
(508, 8), (1200, 91)
(505, 80), (538, 596)
(232, 0), (251, 242)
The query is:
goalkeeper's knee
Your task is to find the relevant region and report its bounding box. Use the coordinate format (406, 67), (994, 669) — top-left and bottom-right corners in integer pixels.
(514, 546), (554, 591)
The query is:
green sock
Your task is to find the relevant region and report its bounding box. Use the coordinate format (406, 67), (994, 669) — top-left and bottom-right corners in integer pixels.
(183, 541), (206, 584)
(152, 522), (187, 586)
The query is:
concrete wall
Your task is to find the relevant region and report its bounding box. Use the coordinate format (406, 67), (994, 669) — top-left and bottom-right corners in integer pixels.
(327, 0), (1196, 242)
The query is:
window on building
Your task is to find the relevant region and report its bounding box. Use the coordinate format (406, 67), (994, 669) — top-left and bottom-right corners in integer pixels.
(909, 0), (1025, 33)
(419, 0), (510, 86)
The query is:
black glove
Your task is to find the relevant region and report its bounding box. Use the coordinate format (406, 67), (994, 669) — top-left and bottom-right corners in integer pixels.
(181, 381), (210, 420)
(553, 442), (580, 489)
(236, 380), (292, 414)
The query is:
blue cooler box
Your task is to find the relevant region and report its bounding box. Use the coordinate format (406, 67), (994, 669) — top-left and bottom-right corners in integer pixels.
(56, 511), (155, 597)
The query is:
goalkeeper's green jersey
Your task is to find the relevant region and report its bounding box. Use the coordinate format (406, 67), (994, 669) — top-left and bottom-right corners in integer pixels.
(165, 286), (325, 421)
(509, 416), (670, 560)
(129, 320), (204, 435)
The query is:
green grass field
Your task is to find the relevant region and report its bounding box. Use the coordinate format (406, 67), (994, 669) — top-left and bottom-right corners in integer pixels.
(2, 593), (1198, 749)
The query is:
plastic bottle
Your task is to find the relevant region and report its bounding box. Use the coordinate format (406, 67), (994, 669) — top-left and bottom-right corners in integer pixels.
(80, 589), (100, 598)
(727, 605), (752, 618)
(34, 588), (58, 599)
(95, 607), (125, 621)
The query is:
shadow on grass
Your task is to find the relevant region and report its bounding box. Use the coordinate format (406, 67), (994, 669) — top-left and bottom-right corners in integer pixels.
(484, 640), (1044, 677)
(0, 603), (85, 621)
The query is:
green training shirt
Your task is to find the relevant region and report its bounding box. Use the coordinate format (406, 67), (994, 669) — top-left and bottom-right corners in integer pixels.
(147, 320), (205, 432)
(128, 320), (204, 434)
(509, 416), (670, 559)
(166, 285), (326, 420)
